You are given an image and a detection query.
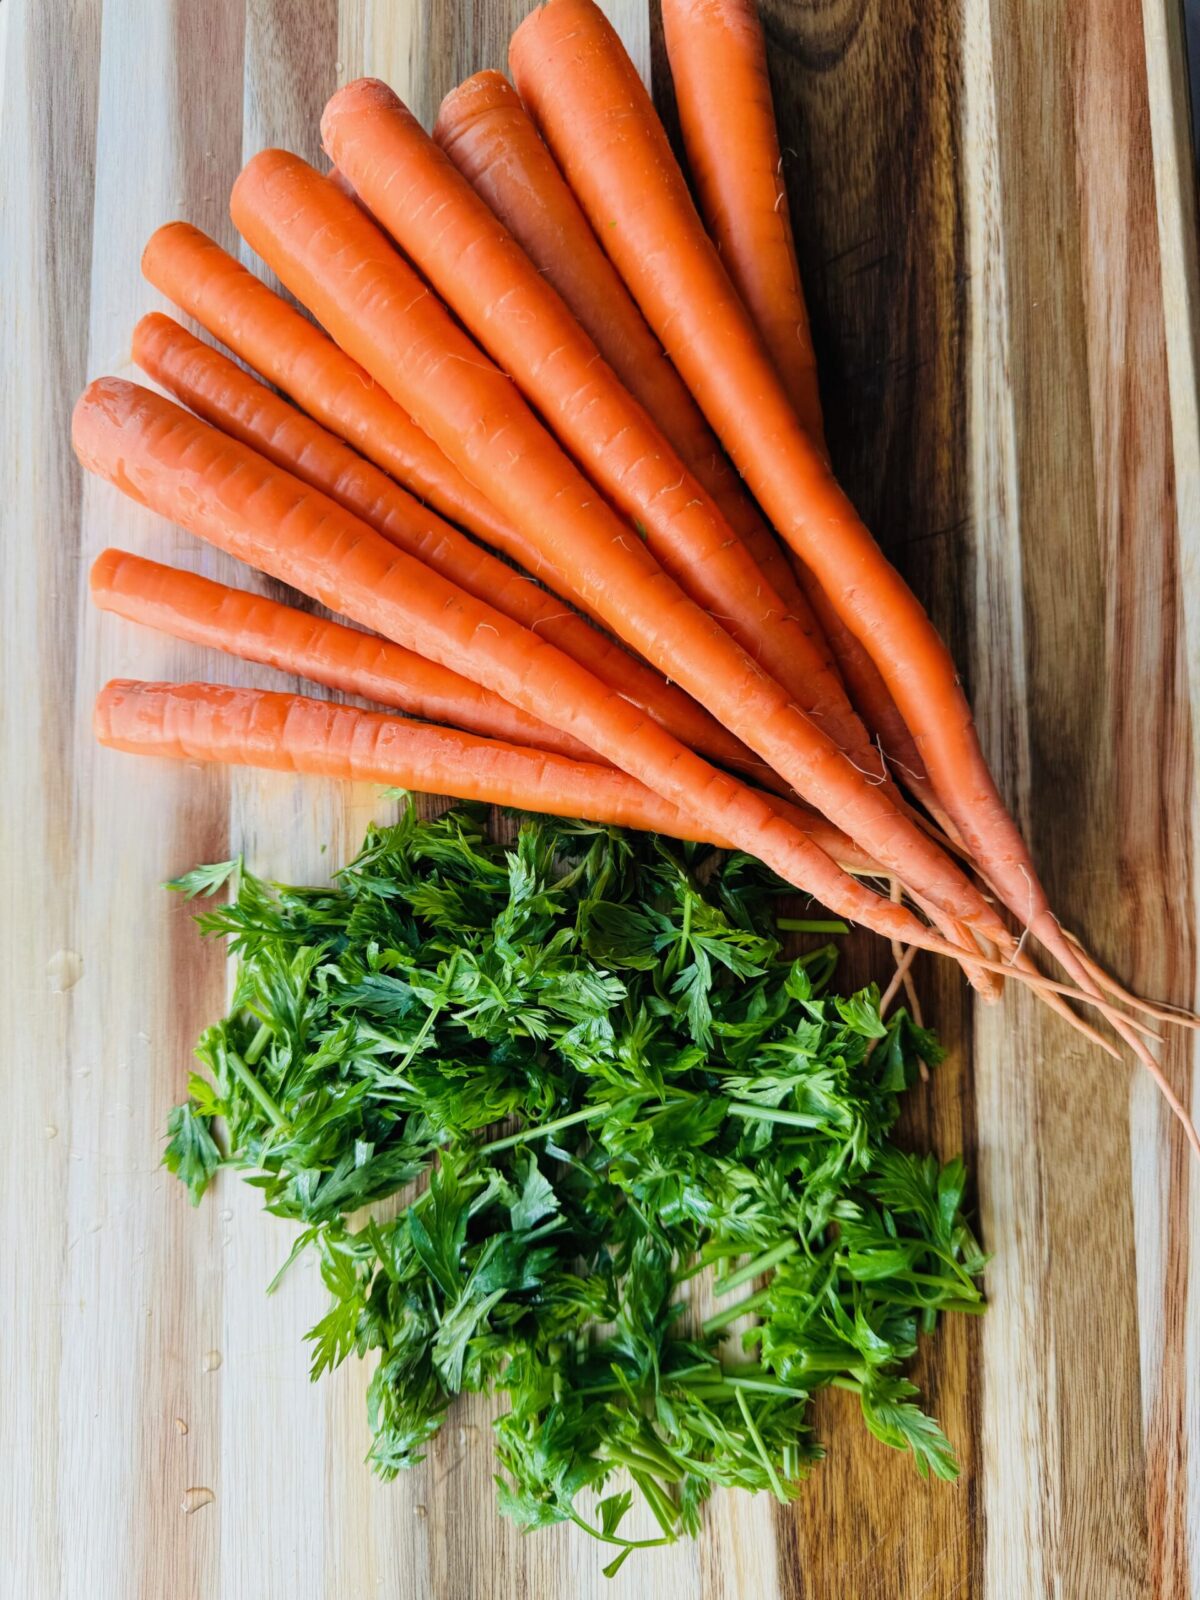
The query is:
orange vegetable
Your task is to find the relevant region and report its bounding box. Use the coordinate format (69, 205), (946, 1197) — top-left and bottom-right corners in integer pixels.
(433, 67), (828, 660)
(73, 376), (954, 949)
(131, 311), (758, 780)
(94, 678), (877, 870)
(322, 79), (884, 779)
(90, 547), (602, 762)
(660, 0), (823, 444)
(141, 222), (523, 563)
(226, 149), (1031, 980)
(507, 0), (1093, 996)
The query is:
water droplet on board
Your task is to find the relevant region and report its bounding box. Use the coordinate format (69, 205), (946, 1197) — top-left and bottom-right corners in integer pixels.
(202, 1349), (222, 1373)
(413, 1503), (427, 1519)
(219, 1209), (233, 1223)
(45, 1125), (58, 1140)
(47, 950), (84, 992)
(181, 1486), (214, 1515)
(174, 1418), (189, 1436)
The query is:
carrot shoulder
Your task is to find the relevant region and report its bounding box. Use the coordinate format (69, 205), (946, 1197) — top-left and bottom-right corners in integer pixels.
(90, 547), (602, 762)
(508, 0), (1087, 989)
(226, 148), (1012, 963)
(74, 375), (940, 947)
(131, 311), (757, 781)
(321, 80), (883, 779)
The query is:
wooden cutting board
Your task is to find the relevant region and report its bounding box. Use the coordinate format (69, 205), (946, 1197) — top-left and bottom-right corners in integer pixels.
(3, 1), (1198, 1595)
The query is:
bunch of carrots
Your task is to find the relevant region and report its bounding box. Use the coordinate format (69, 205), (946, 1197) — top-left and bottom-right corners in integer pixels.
(77, 0), (1197, 1146)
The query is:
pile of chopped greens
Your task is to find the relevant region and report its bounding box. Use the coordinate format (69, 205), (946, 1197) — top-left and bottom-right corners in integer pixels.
(167, 804), (984, 1574)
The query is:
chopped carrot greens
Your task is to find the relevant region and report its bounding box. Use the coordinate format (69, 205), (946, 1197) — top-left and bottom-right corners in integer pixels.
(167, 807), (981, 1565)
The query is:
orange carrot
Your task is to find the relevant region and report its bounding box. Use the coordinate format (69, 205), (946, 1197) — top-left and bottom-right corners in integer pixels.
(92, 678), (869, 863)
(142, 222), (523, 563)
(660, 0), (823, 445)
(73, 375), (988, 957)
(95, 678), (877, 869)
(90, 547), (603, 762)
(656, 0), (946, 822)
(433, 68), (831, 665)
(321, 80), (885, 781)
(507, 0), (1102, 999)
(226, 150), (1021, 972)
(131, 311), (760, 781)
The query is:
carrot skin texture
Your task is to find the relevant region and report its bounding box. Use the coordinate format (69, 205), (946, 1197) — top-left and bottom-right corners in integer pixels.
(130, 312), (757, 780)
(141, 222), (526, 567)
(92, 680), (724, 839)
(655, 1), (940, 812)
(509, 0), (1080, 977)
(227, 150), (1004, 954)
(660, 0), (823, 445)
(322, 80), (881, 773)
(74, 377), (933, 941)
(433, 68), (834, 672)
(94, 678), (876, 869)
(90, 547), (603, 762)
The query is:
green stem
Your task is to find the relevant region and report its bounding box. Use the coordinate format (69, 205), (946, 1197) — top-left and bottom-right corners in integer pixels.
(628, 1469), (680, 1539)
(476, 1103), (608, 1156)
(726, 1103), (824, 1130)
(715, 1238), (799, 1296)
(225, 1048), (287, 1130)
(702, 1286), (770, 1335)
(735, 1388), (787, 1503)
(396, 951), (458, 1072)
(776, 918), (849, 935)
(243, 1021), (272, 1066)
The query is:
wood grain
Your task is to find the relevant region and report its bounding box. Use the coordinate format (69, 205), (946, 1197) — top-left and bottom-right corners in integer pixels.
(1, 0), (1198, 1596)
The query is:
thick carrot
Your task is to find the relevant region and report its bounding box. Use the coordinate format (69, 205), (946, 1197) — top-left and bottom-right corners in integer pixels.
(131, 311), (760, 782)
(433, 68), (831, 666)
(660, 0), (823, 445)
(74, 376), (956, 948)
(321, 80), (885, 781)
(141, 222), (523, 565)
(94, 679), (878, 870)
(227, 150), (1016, 970)
(507, 0), (1101, 997)
(90, 547), (602, 762)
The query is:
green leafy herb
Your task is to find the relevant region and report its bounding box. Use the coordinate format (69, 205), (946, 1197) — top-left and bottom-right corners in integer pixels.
(168, 803), (984, 1566)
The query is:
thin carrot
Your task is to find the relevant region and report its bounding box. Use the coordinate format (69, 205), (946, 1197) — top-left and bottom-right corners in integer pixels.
(141, 222), (524, 565)
(93, 678), (877, 870)
(227, 150), (1026, 977)
(131, 311), (761, 782)
(433, 68), (832, 668)
(656, 0), (947, 823)
(72, 375), (993, 958)
(90, 547), (602, 763)
(660, 0), (823, 445)
(322, 80), (887, 783)
(506, 0), (1115, 1005)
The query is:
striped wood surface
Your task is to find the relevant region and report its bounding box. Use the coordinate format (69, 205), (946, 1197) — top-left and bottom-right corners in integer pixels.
(2, 1), (1198, 1595)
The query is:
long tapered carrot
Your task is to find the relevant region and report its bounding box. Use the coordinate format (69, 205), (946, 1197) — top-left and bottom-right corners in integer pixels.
(321, 80), (888, 784)
(74, 375), (964, 951)
(507, 0), (1111, 1003)
(90, 547), (604, 763)
(130, 311), (762, 783)
(660, 0), (823, 444)
(433, 68), (832, 670)
(655, 0), (947, 826)
(226, 150), (1023, 975)
(94, 678), (879, 871)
